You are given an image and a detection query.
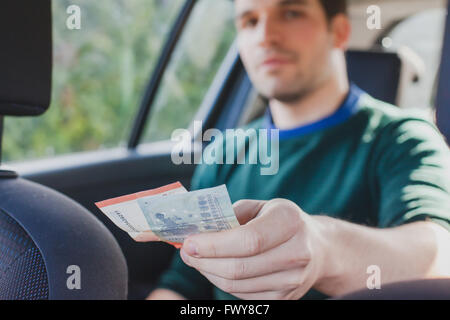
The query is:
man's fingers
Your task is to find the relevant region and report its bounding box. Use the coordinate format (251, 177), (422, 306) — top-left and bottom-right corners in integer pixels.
(197, 269), (306, 294)
(232, 200), (267, 225)
(132, 231), (160, 242)
(232, 291), (288, 300)
(184, 202), (301, 258)
(180, 240), (309, 280)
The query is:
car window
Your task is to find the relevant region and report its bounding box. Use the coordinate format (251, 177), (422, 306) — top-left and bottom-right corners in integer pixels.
(3, 0), (183, 163)
(347, 1), (447, 112)
(141, 0), (236, 144)
(380, 8), (447, 110)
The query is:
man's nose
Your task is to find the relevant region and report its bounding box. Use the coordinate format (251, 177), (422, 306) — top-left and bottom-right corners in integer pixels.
(256, 16), (282, 48)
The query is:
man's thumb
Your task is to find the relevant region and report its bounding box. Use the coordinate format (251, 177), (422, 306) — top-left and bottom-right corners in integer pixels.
(232, 199), (267, 225)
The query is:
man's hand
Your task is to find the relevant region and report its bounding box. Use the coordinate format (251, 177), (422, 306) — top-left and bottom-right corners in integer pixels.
(140, 198), (450, 300)
(179, 199), (327, 300)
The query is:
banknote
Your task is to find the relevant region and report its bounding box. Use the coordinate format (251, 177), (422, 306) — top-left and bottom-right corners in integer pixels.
(138, 185), (240, 244)
(95, 182), (240, 248)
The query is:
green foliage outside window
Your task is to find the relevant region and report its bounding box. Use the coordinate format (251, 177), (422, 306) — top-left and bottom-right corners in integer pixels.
(3, 0), (182, 162)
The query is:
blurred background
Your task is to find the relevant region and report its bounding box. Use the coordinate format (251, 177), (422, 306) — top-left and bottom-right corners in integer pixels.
(3, 0), (447, 163)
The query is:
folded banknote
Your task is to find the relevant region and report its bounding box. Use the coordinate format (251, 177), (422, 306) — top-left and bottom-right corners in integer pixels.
(95, 182), (240, 248)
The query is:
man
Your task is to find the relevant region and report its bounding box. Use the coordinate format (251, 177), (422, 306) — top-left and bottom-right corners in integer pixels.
(142, 0), (450, 300)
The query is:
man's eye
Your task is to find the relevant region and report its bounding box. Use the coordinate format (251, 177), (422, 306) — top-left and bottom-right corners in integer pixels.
(243, 18), (258, 28)
(284, 10), (303, 19)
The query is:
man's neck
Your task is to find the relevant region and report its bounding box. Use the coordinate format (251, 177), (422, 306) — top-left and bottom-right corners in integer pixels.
(269, 78), (350, 130)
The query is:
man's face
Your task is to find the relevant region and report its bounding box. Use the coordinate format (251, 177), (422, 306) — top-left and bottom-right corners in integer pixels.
(234, 0), (338, 102)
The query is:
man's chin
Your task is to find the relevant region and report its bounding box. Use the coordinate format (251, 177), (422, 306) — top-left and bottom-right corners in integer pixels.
(254, 77), (315, 103)
(259, 87), (305, 104)
(271, 92), (305, 104)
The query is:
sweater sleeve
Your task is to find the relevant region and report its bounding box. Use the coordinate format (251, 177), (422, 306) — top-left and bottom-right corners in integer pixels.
(374, 117), (450, 232)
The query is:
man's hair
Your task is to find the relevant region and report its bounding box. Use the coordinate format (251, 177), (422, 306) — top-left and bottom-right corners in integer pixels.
(319, 0), (348, 21)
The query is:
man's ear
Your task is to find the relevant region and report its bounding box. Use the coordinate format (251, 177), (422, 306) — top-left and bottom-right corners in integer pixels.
(331, 14), (351, 50)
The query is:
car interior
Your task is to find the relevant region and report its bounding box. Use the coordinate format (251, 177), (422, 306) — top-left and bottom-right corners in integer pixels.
(0, 0), (449, 300)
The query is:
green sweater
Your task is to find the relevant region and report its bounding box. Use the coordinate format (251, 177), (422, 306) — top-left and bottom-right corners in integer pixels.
(156, 85), (450, 300)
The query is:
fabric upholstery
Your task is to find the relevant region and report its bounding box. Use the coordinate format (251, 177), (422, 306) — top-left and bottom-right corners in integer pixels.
(0, 209), (49, 300)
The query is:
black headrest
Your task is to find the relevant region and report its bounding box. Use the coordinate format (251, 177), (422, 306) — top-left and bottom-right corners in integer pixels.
(346, 50), (401, 105)
(0, 0), (52, 117)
